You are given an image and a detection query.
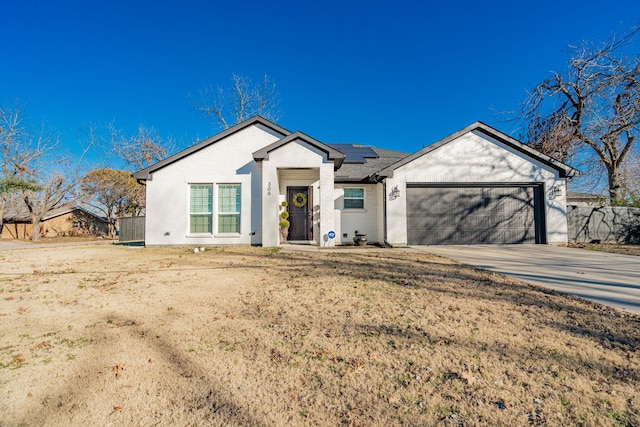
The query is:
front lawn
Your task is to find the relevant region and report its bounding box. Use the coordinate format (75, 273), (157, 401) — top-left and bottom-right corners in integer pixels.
(0, 245), (637, 426)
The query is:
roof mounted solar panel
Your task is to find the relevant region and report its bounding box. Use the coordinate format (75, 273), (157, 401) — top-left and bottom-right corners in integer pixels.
(329, 144), (379, 164)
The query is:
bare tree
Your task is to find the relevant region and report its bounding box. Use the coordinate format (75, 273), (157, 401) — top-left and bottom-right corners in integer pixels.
(520, 27), (640, 204)
(20, 136), (94, 241)
(22, 172), (74, 240)
(195, 73), (281, 130)
(1, 104), (51, 234)
(108, 123), (173, 170)
(0, 104), (94, 241)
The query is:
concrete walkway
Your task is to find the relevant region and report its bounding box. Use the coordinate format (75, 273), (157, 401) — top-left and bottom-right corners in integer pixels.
(413, 245), (640, 315)
(280, 243), (391, 254)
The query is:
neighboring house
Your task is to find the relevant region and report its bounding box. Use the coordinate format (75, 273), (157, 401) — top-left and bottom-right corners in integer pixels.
(133, 116), (575, 247)
(1, 205), (109, 239)
(566, 191), (605, 207)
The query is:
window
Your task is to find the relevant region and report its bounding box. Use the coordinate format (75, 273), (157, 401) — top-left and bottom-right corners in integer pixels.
(190, 184), (213, 233)
(217, 184), (241, 233)
(344, 187), (364, 209)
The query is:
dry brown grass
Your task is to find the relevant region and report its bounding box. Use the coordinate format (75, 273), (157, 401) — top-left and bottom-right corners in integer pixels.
(15, 236), (116, 244)
(0, 245), (638, 426)
(571, 243), (640, 257)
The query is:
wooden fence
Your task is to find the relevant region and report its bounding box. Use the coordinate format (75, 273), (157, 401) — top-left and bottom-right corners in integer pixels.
(567, 206), (640, 244)
(119, 216), (145, 243)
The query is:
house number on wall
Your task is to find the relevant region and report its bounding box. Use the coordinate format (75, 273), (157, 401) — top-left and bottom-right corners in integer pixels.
(267, 182), (271, 196)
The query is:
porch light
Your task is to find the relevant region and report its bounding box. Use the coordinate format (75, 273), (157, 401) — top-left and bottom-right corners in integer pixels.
(551, 185), (563, 199)
(553, 185), (562, 197)
(391, 185), (400, 199)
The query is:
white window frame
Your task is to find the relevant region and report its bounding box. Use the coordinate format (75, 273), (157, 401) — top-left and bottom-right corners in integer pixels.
(343, 187), (365, 210)
(215, 183), (241, 235)
(189, 184), (213, 235)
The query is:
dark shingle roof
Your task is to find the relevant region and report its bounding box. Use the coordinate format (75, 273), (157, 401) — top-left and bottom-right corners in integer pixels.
(332, 146), (408, 182)
(133, 117), (577, 184)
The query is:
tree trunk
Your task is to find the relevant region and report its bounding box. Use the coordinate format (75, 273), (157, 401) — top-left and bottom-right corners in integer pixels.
(109, 219), (116, 238)
(0, 197), (5, 237)
(31, 217), (41, 241)
(107, 207), (116, 238)
(607, 166), (623, 204)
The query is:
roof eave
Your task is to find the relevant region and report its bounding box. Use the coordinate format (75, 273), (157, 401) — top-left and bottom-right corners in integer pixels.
(370, 121), (577, 179)
(472, 123), (577, 178)
(334, 177), (375, 183)
(132, 115), (291, 181)
(252, 131), (346, 170)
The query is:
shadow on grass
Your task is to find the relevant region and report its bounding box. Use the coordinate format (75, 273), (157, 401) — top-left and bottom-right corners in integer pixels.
(348, 321), (640, 384)
(18, 312), (268, 427)
(275, 250), (640, 353)
(11, 246), (638, 426)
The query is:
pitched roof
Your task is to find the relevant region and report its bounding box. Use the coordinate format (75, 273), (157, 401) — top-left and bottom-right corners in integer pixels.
(332, 147), (408, 182)
(2, 203), (31, 222)
(252, 131), (346, 169)
(328, 144), (379, 164)
(132, 118), (576, 184)
(2, 204), (108, 223)
(376, 121), (578, 179)
(133, 116), (291, 181)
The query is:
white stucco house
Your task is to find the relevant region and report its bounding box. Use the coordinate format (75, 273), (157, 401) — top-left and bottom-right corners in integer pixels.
(133, 116), (575, 247)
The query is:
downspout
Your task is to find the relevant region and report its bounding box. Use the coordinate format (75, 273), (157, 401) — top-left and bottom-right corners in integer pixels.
(370, 173), (393, 248)
(382, 180), (393, 248)
(382, 181), (388, 246)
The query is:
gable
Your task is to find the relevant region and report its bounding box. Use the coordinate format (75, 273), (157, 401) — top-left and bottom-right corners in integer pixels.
(377, 121), (576, 179)
(268, 140), (330, 165)
(2, 205), (107, 224)
(43, 207), (108, 223)
(134, 116), (290, 181)
(393, 129), (561, 183)
(253, 131), (345, 169)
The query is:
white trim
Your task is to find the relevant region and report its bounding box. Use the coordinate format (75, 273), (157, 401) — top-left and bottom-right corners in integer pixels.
(188, 183), (213, 235)
(216, 183), (242, 235)
(186, 183), (242, 237)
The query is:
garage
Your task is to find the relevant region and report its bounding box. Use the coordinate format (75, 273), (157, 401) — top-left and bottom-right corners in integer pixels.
(406, 184), (545, 245)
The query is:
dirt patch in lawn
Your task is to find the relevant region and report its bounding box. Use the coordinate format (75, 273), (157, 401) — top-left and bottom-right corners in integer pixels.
(0, 245), (638, 426)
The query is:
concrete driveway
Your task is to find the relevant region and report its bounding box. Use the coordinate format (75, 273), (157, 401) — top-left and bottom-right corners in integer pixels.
(413, 245), (640, 315)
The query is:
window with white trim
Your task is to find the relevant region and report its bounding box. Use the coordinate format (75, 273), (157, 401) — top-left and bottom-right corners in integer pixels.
(344, 187), (364, 209)
(190, 184), (213, 233)
(217, 184), (241, 233)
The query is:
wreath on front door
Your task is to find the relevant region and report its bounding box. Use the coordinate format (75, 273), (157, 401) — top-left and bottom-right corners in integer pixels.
(292, 192), (308, 208)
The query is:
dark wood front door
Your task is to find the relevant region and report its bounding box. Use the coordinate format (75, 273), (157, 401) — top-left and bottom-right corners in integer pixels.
(287, 187), (312, 241)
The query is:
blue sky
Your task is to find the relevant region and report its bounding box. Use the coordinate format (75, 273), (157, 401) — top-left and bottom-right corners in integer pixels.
(2, 0), (638, 166)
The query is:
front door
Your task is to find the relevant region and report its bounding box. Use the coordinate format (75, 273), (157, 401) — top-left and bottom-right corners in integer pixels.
(287, 187), (312, 241)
